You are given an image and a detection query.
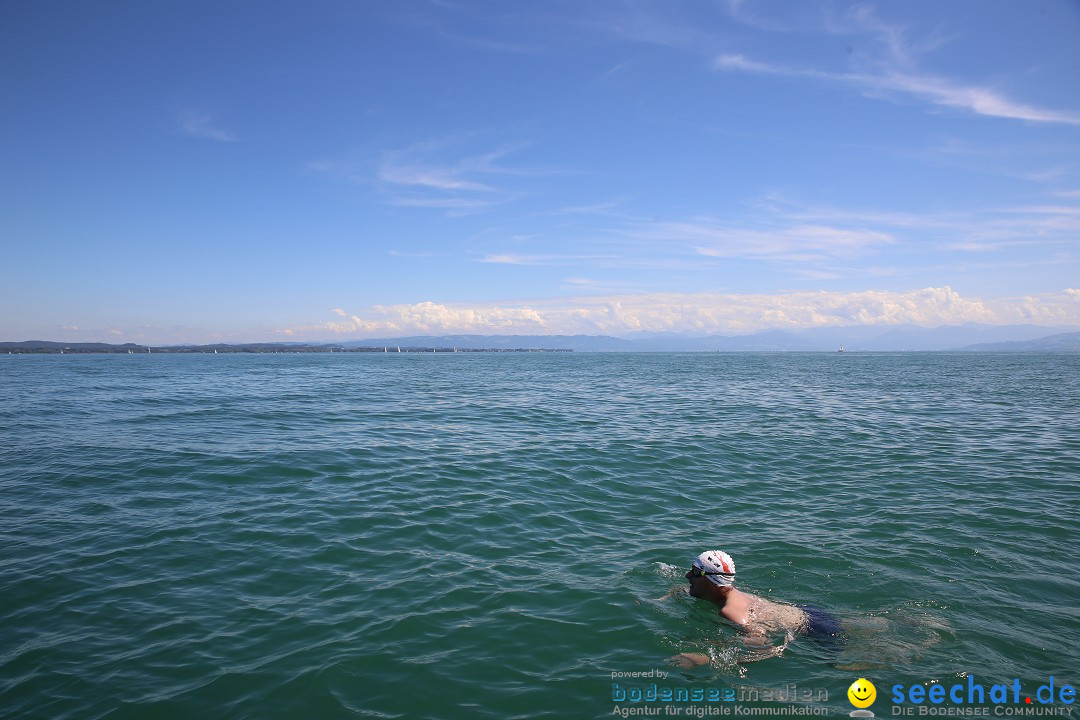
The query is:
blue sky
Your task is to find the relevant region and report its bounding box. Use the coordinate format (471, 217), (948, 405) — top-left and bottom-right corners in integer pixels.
(3, 1), (1079, 342)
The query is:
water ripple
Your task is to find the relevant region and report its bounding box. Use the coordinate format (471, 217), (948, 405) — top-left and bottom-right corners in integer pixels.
(1, 353), (1077, 719)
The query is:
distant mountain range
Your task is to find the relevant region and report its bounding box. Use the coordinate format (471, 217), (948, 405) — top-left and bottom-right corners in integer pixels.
(961, 332), (1080, 352)
(4, 325), (1080, 353)
(349, 324), (1080, 352)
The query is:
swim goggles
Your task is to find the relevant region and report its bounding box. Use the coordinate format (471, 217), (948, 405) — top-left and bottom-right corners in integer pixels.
(688, 564), (731, 578)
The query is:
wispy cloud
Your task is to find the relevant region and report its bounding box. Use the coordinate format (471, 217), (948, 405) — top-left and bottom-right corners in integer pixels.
(877, 137), (1078, 185)
(874, 73), (1080, 126)
(468, 189), (1078, 284)
(669, 221), (893, 262)
(370, 139), (566, 214)
(613, 211), (894, 266)
(392, 2), (553, 56)
(285, 287), (1080, 338)
(551, 199), (627, 216)
(427, 27), (549, 56)
(713, 54), (1080, 126)
(833, 3), (938, 67)
(756, 193), (1080, 252)
(177, 112), (236, 142)
(1015, 167), (1070, 184)
(713, 54), (775, 74)
(379, 165), (495, 193)
(563, 276), (602, 288)
(757, 194), (954, 230)
(479, 252), (615, 266)
(559, 276), (652, 294)
(711, 1), (1080, 127)
(384, 196), (498, 211)
(387, 250), (441, 259)
(308, 138), (553, 216)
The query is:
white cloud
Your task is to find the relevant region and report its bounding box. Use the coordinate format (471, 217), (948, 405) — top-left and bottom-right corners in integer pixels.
(284, 288), (1080, 338)
(178, 112), (236, 142)
(317, 301), (547, 335)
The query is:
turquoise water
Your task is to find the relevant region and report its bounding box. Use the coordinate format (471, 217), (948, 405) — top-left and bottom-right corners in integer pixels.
(1, 352), (1077, 719)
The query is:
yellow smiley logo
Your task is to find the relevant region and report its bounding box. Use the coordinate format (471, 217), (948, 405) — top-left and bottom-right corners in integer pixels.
(848, 678), (876, 709)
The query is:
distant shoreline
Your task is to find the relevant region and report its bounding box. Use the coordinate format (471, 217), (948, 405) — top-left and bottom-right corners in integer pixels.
(0, 342), (571, 354)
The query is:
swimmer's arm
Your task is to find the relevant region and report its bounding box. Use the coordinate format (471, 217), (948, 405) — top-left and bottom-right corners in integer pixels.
(730, 619), (771, 648)
(668, 632), (784, 669)
(737, 628), (769, 647)
(721, 606), (756, 634)
(655, 586), (689, 601)
(669, 652), (710, 668)
(725, 610), (782, 654)
(736, 630), (794, 664)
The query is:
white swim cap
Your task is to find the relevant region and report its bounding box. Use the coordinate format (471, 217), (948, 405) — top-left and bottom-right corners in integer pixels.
(693, 550), (736, 587)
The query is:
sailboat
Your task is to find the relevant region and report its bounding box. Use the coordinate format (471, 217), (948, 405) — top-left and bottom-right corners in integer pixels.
(837, 345), (845, 353)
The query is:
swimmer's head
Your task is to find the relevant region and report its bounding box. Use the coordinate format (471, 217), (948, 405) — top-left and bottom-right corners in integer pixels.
(687, 550), (736, 588)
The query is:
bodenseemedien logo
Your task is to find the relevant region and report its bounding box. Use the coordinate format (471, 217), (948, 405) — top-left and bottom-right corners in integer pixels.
(848, 677), (876, 717)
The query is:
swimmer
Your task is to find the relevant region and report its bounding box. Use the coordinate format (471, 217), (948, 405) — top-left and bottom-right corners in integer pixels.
(664, 550), (841, 667)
